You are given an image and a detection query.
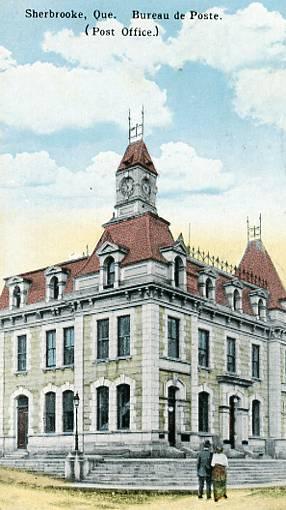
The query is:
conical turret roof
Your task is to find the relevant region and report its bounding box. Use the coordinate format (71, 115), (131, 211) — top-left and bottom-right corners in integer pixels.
(117, 139), (157, 175)
(239, 239), (286, 310)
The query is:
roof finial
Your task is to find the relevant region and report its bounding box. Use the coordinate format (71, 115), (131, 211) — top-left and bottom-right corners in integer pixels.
(247, 214), (262, 242)
(128, 106), (144, 144)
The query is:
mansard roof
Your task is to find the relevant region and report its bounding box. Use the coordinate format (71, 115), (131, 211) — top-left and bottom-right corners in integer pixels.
(78, 212), (174, 276)
(117, 139), (157, 175)
(0, 256), (87, 310)
(238, 239), (286, 310)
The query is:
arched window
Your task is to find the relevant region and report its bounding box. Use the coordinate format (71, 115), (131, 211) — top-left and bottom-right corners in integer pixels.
(252, 400), (260, 436)
(50, 276), (59, 300)
(205, 278), (213, 299)
(258, 299), (265, 320)
(174, 256), (183, 287)
(198, 391), (209, 432)
(105, 257), (115, 288)
(233, 289), (240, 311)
(13, 286), (21, 308)
(63, 390), (74, 433)
(97, 386), (109, 431)
(45, 392), (56, 433)
(117, 384), (130, 430)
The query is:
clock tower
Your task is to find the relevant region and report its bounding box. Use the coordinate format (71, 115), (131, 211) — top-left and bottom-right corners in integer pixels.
(115, 139), (158, 219)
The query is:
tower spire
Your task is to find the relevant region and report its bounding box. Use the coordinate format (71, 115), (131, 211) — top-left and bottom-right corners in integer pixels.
(128, 106), (144, 144)
(247, 214), (262, 242)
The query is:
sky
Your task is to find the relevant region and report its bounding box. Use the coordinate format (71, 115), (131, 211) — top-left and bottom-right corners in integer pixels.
(0, 0), (286, 285)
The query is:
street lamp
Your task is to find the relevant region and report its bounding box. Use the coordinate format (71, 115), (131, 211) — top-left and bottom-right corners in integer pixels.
(73, 392), (80, 452)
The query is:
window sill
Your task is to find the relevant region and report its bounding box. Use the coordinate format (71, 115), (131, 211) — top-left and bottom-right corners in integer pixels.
(198, 366), (212, 372)
(43, 365), (74, 372)
(15, 371), (28, 376)
(94, 356), (132, 364)
(251, 377), (261, 382)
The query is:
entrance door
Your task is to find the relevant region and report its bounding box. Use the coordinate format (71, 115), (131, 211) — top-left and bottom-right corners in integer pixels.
(168, 387), (177, 446)
(17, 396), (28, 449)
(229, 396), (239, 449)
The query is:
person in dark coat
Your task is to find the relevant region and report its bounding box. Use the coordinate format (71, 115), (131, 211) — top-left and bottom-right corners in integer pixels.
(197, 439), (212, 499)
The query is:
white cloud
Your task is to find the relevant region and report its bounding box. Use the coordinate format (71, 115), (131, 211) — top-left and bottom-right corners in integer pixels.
(155, 142), (233, 194)
(232, 68), (286, 131)
(0, 152), (58, 188)
(0, 46), (16, 71)
(0, 60), (170, 134)
(168, 3), (286, 72)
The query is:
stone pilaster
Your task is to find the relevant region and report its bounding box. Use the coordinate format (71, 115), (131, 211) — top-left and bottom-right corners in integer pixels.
(142, 303), (159, 437)
(268, 333), (281, 438)
(190, 314), (199, 448)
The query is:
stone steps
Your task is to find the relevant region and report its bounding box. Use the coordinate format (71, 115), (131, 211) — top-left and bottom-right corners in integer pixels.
(0, 457), (65, 476)
(85, 459), (286, 487)
(1, 456), (286, 487)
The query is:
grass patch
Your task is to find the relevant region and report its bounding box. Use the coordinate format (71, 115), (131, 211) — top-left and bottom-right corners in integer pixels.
(249, 487), (286, 498)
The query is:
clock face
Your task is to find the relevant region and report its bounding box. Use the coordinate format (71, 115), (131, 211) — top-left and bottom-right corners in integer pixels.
(142, 180), (151, 196)
(120, 176), (134, 197)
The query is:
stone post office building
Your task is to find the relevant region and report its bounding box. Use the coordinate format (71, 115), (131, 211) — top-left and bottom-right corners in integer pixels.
(0, 139), (286, 457)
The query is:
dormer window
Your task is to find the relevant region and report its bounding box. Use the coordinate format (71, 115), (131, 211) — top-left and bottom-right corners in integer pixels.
(45, 266), (68, 302)
(6, 276), (31, 310)
(105, 257), (115, 288)
(96, 241), (127, 291)
(198, 268), (216, 301)
(160, 234), (187, 291)
(224, 279), (243, 312)
(50, 276), (59, 300)
(13, 286), (21, 308)
(249, 289), (267, 320)
(174, 256), (184, 288)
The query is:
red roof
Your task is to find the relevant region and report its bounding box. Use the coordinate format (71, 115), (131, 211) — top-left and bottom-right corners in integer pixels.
(0, 257), (88, 310)
(78, 212), (174, 276)
(117, 140), (157, 175)
(239, 240), (286, 310)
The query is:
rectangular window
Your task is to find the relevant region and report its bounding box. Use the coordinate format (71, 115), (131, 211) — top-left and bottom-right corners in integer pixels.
(45, 392), (56, 433)
(168, 317), (180, 358)
(252, 344), (260, 379)
(46, 330), (56, 368)
(227, 337), (236, 373)
(118, 315), (130, 357)
(63, 327), (74, 366)
(97, 319), (109, 359)
(17, 335), (27, 372)
(198, 329), (209, 368)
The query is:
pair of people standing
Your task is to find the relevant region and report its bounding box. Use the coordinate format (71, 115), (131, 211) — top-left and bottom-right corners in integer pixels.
(197, 440), (228, 502)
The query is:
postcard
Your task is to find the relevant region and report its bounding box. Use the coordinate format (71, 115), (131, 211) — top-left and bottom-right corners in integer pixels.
(0, 0), (286, 506)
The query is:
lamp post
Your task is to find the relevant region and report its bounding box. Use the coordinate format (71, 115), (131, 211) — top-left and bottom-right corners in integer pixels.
(73, 392), (80, 452)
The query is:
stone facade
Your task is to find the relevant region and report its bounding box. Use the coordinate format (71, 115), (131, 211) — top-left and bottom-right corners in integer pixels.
(0, 138), (286, 458)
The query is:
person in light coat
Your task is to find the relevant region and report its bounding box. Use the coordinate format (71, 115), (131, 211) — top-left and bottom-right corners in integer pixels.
(211, 446), (228, 502)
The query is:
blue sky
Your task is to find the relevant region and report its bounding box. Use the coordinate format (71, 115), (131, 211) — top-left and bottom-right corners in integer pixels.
(0, 0), (286, 282)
